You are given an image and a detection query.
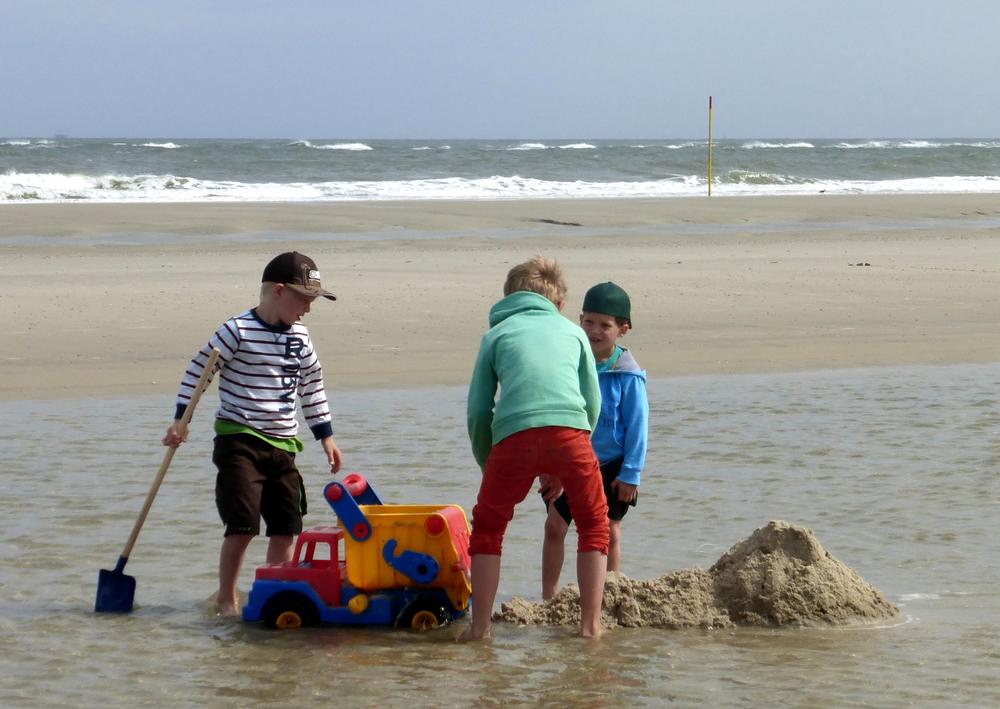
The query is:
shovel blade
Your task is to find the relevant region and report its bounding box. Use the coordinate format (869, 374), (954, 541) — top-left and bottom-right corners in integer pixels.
(95, 558), (136, 613)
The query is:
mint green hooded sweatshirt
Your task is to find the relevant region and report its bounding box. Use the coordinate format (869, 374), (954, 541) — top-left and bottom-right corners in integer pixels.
(467, 291), (601, 470)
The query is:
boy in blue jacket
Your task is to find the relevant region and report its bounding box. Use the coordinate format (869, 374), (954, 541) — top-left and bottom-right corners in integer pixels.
(541, 281), (649, 599)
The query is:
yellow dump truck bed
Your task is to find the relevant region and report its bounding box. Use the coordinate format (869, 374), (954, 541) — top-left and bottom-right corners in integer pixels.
(341, 504), (472, 612)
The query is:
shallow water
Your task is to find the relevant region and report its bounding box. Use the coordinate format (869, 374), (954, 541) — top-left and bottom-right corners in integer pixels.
(1, 364), (998, 707)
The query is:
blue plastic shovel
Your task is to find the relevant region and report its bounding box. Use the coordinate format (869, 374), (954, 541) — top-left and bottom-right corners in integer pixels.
(95, 348), (220, 613)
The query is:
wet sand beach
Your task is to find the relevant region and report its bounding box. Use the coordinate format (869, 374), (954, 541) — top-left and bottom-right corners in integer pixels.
(2, 194), (1000, 706)
(3, 193), (1000, 400)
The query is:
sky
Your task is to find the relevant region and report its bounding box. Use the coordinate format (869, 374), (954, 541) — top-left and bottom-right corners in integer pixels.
(3, 0), (998, 139)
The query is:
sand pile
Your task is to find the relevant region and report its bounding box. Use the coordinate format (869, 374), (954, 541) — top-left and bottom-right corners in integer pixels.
(496, 521), (898, 629)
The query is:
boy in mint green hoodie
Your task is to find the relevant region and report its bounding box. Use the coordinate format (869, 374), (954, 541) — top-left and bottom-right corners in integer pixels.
(463, 256), (609, 640)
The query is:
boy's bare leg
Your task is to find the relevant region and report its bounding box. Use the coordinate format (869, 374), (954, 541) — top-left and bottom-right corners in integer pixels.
(218, 533), (253, 615)
(607, 520), (622, 573)
(577, 550), (607, 638)
(542, 508), (570, 599)
(459, 554), (500, 640)
(266, 535), (294, 564)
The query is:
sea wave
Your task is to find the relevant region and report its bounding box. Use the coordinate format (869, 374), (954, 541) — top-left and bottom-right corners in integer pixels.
(1, 139), (59, 148)
(290, 140), (373, 151)
(725, 170), (806, 185)
(742, 141), (815, 149)
(623, 142), (704, 150)
(141, 142), (183, 149)
(833, 140), (894, 149)
(832, 139), (1000, 149)
(0, 171), (699, 202)
(500, 142), (598, 151)
(3, 170), (1000, 203)
(505, 142), (548, 151)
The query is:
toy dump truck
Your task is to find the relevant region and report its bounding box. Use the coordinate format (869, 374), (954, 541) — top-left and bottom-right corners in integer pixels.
(242, 473), (472, 630)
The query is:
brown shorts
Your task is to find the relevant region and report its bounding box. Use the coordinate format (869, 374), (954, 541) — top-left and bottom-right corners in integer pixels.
(212, 433), (306, 537)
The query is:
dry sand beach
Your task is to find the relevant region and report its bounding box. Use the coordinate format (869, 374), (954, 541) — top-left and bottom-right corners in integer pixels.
(2, 193), (1000, 400)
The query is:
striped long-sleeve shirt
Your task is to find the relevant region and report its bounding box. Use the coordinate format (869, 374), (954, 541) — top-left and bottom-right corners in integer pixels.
(174, 308), (333, 440)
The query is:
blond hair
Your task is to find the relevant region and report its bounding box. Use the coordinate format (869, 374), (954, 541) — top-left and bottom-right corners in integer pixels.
(503, 256), (567, 304)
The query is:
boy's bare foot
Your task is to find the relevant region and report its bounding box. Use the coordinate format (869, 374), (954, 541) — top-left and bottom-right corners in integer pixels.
(580, 626), (603, 639)
(215, 593), (241, 617)
(457, 623), (492, 641)
(216, 602), (241, 617)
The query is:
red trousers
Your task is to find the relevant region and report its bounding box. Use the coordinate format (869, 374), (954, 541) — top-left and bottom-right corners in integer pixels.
(469, 426), (609, 556)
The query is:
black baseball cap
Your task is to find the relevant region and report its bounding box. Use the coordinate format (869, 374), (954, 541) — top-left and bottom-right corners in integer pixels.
(261, 251), (336, 301)
(582, 281), (631, 327)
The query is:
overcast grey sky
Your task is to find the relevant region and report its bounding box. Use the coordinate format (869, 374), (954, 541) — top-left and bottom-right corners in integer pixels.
(4, 1), (997, 139)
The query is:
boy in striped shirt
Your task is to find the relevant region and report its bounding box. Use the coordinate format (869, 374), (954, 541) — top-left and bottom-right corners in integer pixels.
(163, 251), (343, 616)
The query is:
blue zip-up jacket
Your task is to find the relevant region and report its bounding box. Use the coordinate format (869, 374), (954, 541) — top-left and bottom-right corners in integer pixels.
(593, 347), (648, 485)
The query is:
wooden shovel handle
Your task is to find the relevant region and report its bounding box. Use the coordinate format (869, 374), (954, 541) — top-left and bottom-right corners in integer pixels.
(120, 347), (221, 560)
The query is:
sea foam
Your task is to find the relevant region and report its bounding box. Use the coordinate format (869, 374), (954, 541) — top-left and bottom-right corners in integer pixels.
(4, 170), (1000, 203)
(291, 140), (373, 151)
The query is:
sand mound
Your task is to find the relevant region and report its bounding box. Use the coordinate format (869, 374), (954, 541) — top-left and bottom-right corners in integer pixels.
(496, 521), (898, 629)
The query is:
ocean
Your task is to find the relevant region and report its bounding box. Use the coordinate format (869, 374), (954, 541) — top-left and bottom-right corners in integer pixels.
(2, 365), (998, 707)
(3, 137), (1000, 203)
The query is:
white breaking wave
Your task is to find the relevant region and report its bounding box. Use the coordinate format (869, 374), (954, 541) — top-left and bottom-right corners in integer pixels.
(291, 140), (373, 151)
(620, 143), (704, 149)
(4, 170), (1000, 203)
(506, 143), (548, 151)
(2, 139), (58, 148)
(957, 140), (1000, 148)
(314, 143), (373, 151)
(742, 141), (815, 149)
(833, 139), (1000, 149)
(833, 140), (894, 149)
(141, 142), (183, 149)
(502, 142), (596, 151)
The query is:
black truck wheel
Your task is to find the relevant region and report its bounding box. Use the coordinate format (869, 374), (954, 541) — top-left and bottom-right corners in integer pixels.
(261, 591), (320, 630)
(396, 597), (451, 631)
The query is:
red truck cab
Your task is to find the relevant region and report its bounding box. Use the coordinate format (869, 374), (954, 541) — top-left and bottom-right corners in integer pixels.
(249, 526), (345, 626)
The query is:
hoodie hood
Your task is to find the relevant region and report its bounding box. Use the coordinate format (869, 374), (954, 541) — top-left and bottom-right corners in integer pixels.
(609, 348), (646, 379)
(488, 291), (559, 328)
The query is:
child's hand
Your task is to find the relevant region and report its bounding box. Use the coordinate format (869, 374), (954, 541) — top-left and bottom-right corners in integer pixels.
(611, 479), (638, 503)
(538, 474), (563, 502)
(322, 436), (343, 475)
(161, 420), (188, 447)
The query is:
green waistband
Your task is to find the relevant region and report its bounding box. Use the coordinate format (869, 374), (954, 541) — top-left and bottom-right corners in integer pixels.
(214, 419), (304, 453)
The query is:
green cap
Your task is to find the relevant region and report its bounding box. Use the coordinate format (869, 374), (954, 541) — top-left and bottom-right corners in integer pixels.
(582, 281), (632, 327)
